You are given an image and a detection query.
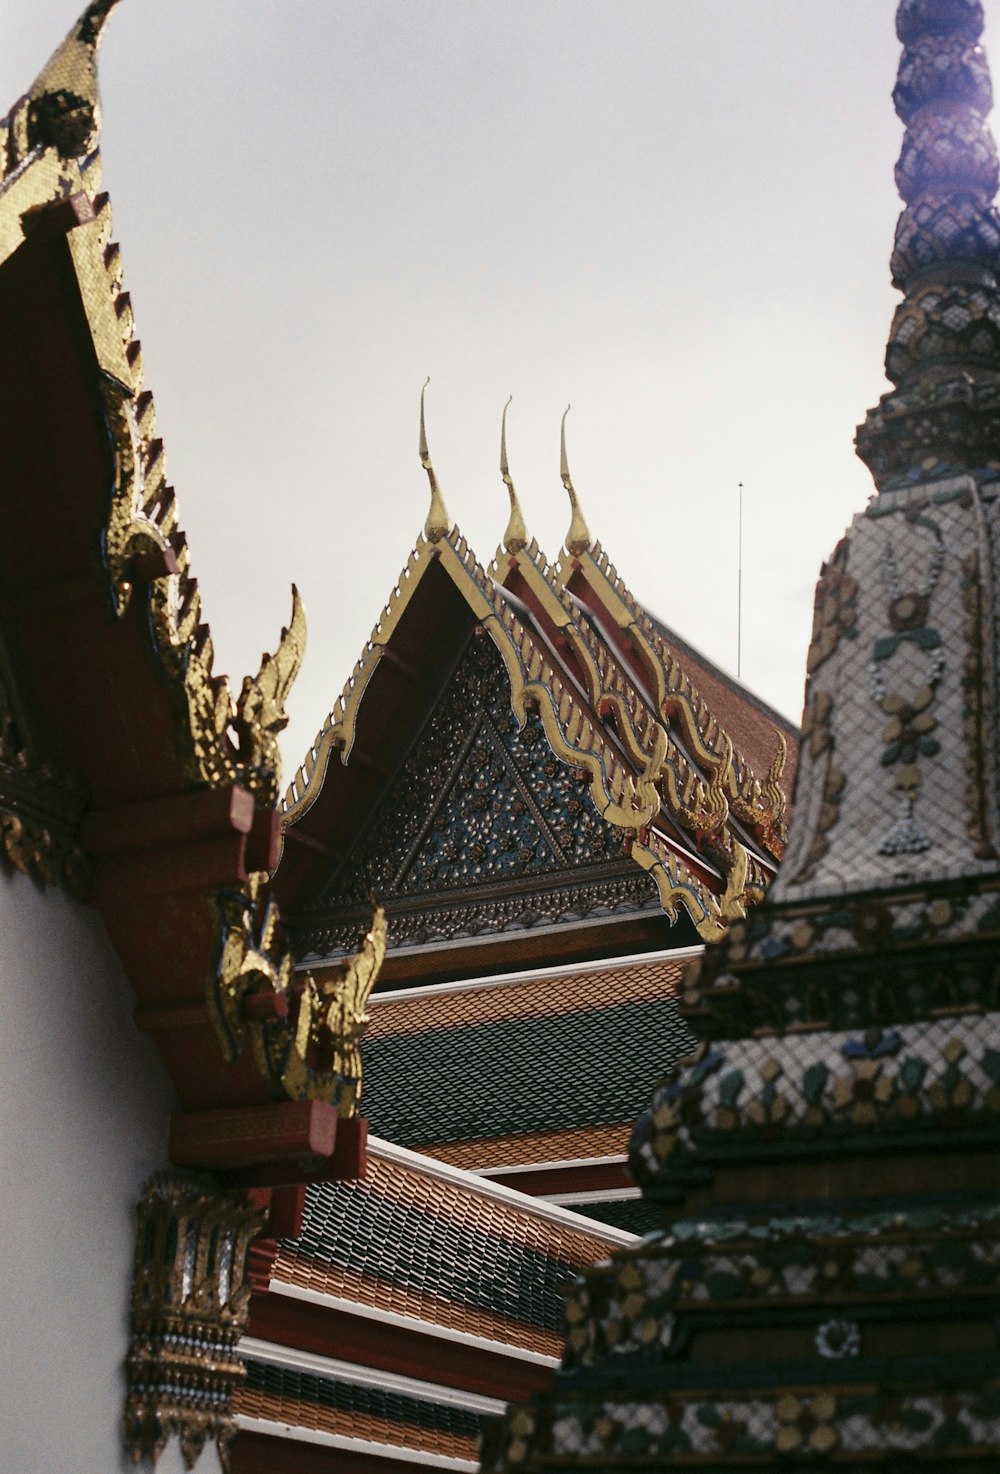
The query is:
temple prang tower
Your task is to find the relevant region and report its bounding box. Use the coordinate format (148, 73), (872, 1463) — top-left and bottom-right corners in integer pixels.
(483, 1), (1000, 1466)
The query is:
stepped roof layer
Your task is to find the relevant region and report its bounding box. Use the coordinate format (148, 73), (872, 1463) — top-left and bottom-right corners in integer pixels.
(267, 1139), (632, 1359)
(642, 609), (794, 800)
(235, 1352), (488, 1469)
(277, 409), (797, 968)
(361, 952), (696, 1172)
(484, 2), (1000, 1469)
(243, 1138), (634, 1469)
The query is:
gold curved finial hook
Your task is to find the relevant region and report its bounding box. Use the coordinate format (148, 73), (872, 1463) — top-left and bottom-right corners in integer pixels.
(500, 396), (528, 553)
(419, 378), (451, 543)
(560, 405), (592, 556)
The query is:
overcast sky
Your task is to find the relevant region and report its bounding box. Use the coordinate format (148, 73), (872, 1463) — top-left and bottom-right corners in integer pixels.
(6, 1), (992, 779)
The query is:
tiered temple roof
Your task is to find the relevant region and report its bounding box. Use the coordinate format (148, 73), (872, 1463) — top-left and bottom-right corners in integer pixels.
(360, 951), (696, 1233)
(277, 396), (797, 976)
(258, 150), (803, 1474)
(239, 1139), (634, 1470)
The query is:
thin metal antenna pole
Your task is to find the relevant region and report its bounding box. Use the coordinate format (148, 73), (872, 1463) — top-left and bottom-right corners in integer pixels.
(737, 481), (743, 679)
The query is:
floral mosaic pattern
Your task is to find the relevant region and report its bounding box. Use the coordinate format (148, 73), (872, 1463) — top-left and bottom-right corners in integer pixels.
(776, 478), (999, 903)
(679, 880), (1000, 1036)
(629, 1015), (1000, 1186)
(336, 638), (622, 901)
(295, 636), (659, 954)
(806, 536), (858, 677)
(559, 1201), (1000, 1368)
(484, 1386), (1000, 1468)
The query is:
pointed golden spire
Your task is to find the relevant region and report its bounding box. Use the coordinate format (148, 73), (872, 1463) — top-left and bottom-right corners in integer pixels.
(560, 406), (592, 556)
(419, 378), (451, 543)
(500, 397), (528, 554)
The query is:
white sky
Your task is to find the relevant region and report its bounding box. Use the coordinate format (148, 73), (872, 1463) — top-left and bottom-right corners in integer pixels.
(6, 1), (993, 779)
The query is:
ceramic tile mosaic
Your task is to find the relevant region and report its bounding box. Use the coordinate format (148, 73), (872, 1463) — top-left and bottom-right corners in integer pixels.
(630, 1012), (1000, 1184)
(778, 478), (1000, 902)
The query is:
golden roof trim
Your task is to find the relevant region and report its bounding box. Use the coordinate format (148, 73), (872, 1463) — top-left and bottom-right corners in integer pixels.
(560, 541), (788, 857)
(0, 2), (120, 269)
(0, 9), (382, 1106)
(492, 531), (763, 899)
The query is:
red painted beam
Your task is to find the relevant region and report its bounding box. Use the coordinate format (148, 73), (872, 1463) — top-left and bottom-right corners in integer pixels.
(248, 1289), (554, 1405)
(170, 1100), (338, 1170)
(483, 1160), (633, 1198)
(220, 1118), (368, 1187)
(82, 784), (255, 855)
(232, 1430), (466, 1474)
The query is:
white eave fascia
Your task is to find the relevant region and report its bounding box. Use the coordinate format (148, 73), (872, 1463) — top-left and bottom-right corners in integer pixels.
(238, 1336), (506, 1417)
(267, 1280), (559, 1368)
(233, 1416), (479, 1472)
(544, 1186), (642, 1207)
(368, 1135), (639, 1245)
(364, 942), (703, 1003)
(475, 1153), (628, 1178)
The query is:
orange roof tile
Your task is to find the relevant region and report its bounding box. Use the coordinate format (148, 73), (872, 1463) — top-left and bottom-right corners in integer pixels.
(368, 956), (688, 1038)
(272, 1250), (565, 1359)
(359, 1150), (621, 1263)
(233, 1388), (482, 1463)
(419, 1123), (632, 1171)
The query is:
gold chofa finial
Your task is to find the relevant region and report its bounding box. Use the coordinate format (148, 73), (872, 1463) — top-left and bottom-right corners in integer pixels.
(561, 405), (592, 556)
(28, 1), (122, 160)
(419, 378), (451, 543)
(500, 397), (528, 553)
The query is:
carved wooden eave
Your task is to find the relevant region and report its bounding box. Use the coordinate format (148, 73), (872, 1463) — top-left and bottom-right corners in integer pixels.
(281, 459), (798, 953)
(555, 539), (796, 844)
(0, 2), (383, 1185)
(494, 530), (789, 931)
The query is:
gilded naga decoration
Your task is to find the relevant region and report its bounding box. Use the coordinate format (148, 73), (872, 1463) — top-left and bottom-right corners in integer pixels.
(214, 892), (387, 1113)
(560, 407), (593, 557)
(500, 397), (529, 554)
(0, 666), (87, 892)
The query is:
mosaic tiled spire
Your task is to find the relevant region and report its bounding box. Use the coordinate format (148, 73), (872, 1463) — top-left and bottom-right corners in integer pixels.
(682, 0), (1000, 1045)
(483, 7), (1000, 1465)
(858, 0), (1000, 485)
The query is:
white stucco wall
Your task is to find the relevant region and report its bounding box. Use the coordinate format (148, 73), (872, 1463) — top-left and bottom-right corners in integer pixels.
(0, 865), (222, 1474)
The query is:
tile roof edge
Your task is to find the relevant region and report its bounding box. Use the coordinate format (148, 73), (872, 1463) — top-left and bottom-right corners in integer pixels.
(239, 1336), (506, 1416)
(367, 1136), (640, 1245)
(643, 605), (801, 738)
(267, 1281), (560, 1366)
(367, 942), (703, 1005)
(233, 1416), (479, 1471)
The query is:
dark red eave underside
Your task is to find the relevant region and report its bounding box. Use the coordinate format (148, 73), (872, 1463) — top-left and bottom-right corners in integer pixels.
(232, 1430), (461, 1474)
(0, 205), (322, 1131)
(248, 1288), (554, 1405)
(478, 1159), (633, 1198)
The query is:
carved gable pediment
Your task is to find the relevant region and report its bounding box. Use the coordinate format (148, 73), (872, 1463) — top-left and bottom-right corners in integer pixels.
(293, 634), (659, 958)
